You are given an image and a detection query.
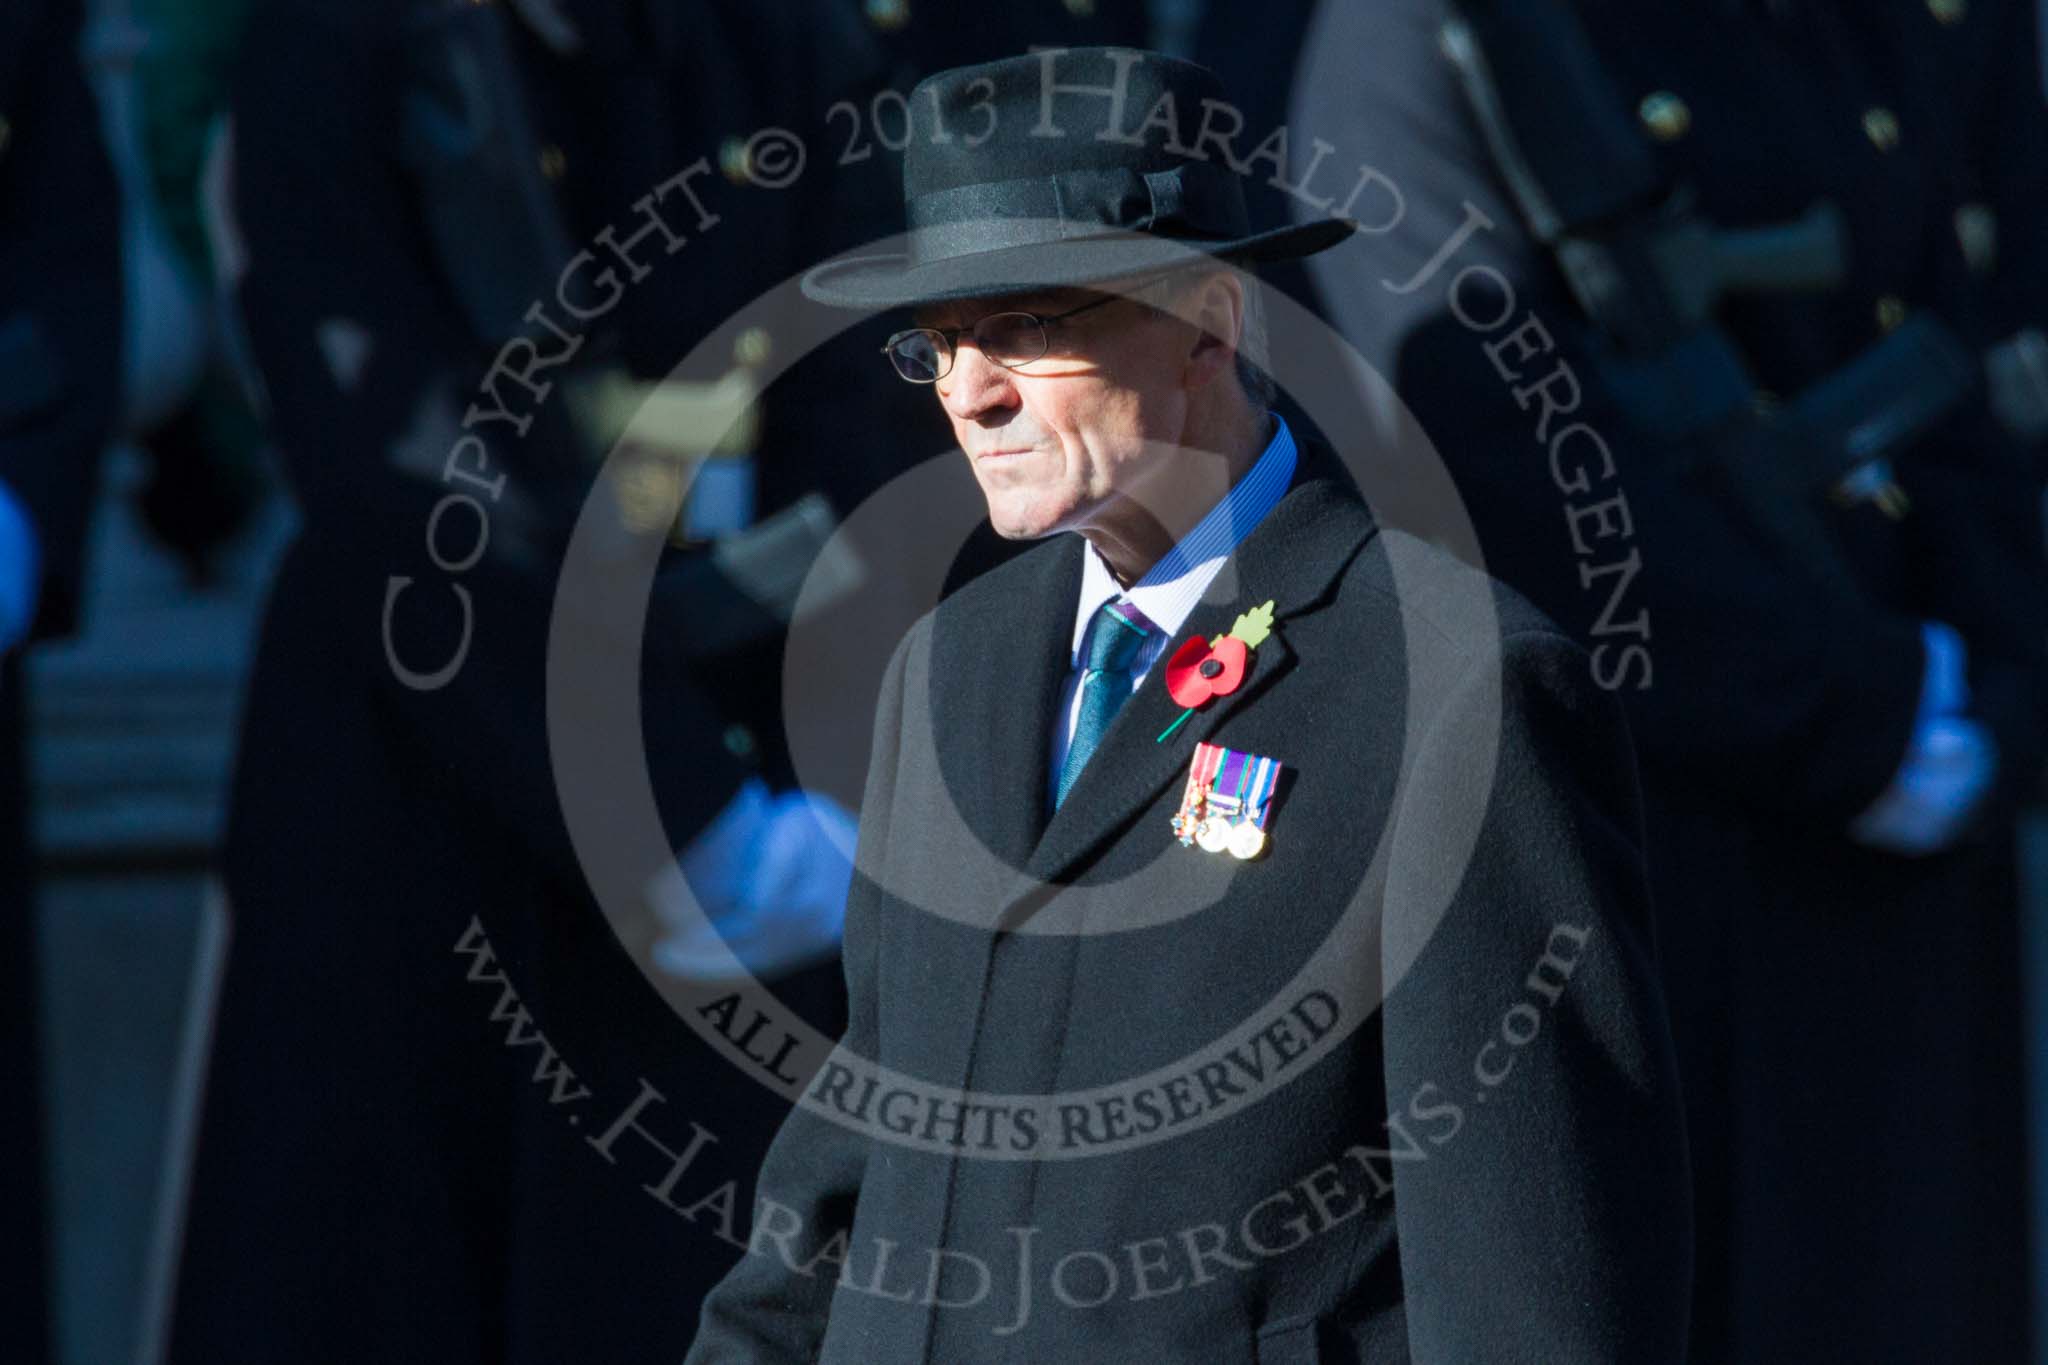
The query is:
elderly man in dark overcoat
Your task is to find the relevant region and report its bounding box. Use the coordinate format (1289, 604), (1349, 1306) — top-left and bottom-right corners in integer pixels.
(687, 48), (1694, 1364)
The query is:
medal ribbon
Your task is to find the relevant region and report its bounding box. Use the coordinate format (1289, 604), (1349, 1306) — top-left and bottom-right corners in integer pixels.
(1214, 747), (1247, 799)
(1178, 742), (1229, 839)
(1239, 755), (1282, 831)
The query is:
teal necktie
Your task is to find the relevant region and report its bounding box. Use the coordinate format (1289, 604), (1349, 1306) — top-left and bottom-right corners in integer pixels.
(1056, 603), (1152, 809)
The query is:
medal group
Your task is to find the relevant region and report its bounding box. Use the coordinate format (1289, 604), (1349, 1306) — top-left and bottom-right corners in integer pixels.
(1172, 741), (1281, 861)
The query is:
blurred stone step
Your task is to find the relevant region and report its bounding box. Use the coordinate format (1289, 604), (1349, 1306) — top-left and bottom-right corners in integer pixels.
(27, 663), (246, 869)
(25, 462), (290, 872)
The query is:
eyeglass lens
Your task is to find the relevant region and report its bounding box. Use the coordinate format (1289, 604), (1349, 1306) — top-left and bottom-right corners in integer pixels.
(888, 312), (1050, 382)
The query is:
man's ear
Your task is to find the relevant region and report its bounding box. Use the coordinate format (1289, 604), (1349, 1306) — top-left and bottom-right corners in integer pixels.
(1181, 271), (1245, 390)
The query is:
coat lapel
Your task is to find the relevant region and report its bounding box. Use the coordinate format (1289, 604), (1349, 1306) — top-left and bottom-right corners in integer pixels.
(1021, 447), (1379, 890)
(928, 535), (1084, 875)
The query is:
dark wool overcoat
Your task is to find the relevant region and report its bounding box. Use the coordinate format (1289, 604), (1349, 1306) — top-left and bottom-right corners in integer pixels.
(690, 445), (1694, 1364)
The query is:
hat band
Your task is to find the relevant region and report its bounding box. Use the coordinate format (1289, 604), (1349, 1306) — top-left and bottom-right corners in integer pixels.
(904, 163), (1248, 266)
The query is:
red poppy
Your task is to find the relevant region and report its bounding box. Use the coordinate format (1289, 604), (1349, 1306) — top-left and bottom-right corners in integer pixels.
(1165, 635), (1249, 709)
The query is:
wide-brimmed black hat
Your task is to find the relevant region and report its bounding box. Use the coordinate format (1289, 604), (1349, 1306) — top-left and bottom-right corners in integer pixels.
(801, 49), (1354, 309)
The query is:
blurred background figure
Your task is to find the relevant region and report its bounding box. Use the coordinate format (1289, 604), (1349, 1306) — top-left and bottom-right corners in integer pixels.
(1294, 0), (2048, 1359)
(13, 0), (278, 1358)
(1, 1), (124, 1361)
(6, 0), (272, 1354)
(165, 1), (855, 1360)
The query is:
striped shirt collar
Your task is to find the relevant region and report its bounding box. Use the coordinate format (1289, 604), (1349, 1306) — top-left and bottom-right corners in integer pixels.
(1068, 414), (1299, 667)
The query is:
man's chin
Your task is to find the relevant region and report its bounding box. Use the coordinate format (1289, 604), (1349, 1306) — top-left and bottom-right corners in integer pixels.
(983, 498), (1072, 543)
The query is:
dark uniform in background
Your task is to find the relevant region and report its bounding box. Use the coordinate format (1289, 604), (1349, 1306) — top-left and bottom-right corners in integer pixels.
(0, 0), (124, 1360)
(1295, 0), (2047, 1359)
(172, 2), (839, 1360)
(1185, 0), (1335, 447)
(172, 2), (1157, 1362)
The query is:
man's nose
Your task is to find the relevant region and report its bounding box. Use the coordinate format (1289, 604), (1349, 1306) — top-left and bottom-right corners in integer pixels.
(936, 342), (1019, 422)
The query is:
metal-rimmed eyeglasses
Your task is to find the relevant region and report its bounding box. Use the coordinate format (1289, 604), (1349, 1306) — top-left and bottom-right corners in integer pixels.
(880, 274), (1181, 384)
